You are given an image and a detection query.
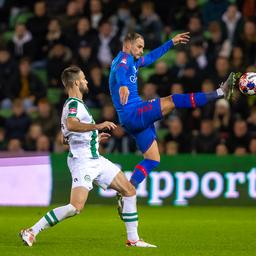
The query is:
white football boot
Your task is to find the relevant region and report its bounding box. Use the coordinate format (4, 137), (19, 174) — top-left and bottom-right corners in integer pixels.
(19, 228), (36, 247)
(126, 239), (157, 248)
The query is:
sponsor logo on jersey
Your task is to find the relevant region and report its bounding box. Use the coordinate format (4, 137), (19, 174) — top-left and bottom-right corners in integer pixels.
(121, 58), (127, 64)
(69, 107), (77, 114)
(130, 74), (137, 83)
(133, 66), (138, 73)
(84, 175), (91, 182)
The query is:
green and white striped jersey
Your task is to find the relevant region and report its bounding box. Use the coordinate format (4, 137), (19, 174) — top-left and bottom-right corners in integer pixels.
(61, 97), (99, 158)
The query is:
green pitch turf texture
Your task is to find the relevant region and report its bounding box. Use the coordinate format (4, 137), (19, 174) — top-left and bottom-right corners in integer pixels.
(0, 205), (255, 256)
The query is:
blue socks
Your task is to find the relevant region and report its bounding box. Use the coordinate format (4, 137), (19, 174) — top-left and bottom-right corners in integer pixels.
(172, 91), (222, 108)
(130, 159), (160, 187)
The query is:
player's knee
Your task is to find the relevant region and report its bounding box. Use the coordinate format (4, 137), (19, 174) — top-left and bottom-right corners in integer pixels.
(160, 96), (175, 115)
(121, 183), (136, 197)
(154, 155), (160, 162)
(144, 152), (160, 162)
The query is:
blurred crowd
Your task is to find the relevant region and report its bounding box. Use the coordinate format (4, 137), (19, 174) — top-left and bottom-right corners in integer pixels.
(0, 0), (255, 155)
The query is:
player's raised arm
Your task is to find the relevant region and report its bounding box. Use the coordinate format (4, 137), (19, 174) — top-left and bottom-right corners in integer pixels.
(138, 32), (190, 67)
(66, 117), (116, 132)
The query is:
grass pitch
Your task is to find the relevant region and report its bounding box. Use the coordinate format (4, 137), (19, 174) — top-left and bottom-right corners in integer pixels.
(0, 205), (255, 256)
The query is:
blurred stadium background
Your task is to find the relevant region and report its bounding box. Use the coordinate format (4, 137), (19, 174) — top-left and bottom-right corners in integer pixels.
(0, 0), (256, 255)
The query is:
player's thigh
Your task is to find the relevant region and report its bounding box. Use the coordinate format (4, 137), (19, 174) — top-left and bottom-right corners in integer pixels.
(70, 186), (89, 211)
(109, 171), (136, 197)
(67, 156), (99, 192)
(143, 139), (160, 162)
(96, 156), (135, 196)
(132, 125), (157, 154)
(137, 99), (163, 128)
(95, 156), (120, 189)
(123, 99), (163, 131)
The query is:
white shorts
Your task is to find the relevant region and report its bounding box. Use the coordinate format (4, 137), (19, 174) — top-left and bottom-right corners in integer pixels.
(67, 155), (120, 191)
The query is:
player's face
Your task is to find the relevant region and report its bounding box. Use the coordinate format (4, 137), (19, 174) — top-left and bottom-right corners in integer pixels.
(78, 71), (89, 94)
(131, 38), (144, 59)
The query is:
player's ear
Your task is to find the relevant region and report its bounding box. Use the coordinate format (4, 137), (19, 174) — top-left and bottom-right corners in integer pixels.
(123, 41), (131, 51)
(74, 79), (79, 87)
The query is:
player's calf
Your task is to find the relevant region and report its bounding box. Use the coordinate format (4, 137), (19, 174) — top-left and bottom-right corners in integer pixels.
(20, 204), (79, 246)
(160, 74), (236, 115)
(130, 159), (160, 187)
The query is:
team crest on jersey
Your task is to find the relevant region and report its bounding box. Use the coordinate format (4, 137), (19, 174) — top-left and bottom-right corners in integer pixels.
(121, 58), (127, 64)
(84, 175), (91, 182)
(69, 107), (77, 114)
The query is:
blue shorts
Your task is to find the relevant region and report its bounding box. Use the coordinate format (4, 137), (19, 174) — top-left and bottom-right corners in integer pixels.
(119, 98), (163, 153)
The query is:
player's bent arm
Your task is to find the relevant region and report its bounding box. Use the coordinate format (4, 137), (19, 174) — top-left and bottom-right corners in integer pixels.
(66, 117), (117, 132)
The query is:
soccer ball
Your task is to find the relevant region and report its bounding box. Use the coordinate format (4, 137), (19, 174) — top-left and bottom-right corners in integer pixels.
(238, 72), (256, 96)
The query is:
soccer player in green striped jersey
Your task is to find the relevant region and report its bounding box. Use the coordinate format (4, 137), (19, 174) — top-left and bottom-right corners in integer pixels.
(19, 66), (156, 248)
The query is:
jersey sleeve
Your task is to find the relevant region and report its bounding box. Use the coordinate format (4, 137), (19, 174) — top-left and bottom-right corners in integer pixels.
(137, 40), (174, 67)
(116, 56), (130, 87)
(67, 100), (85, 121)
(67, 100), (78, 118)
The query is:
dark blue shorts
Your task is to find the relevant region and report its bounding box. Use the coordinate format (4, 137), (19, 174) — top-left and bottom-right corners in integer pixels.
(119, 98), (163, 153)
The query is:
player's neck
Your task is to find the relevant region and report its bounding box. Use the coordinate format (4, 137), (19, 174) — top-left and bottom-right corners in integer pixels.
(122, 46), (131, 55)
(68, 89), (83, 100)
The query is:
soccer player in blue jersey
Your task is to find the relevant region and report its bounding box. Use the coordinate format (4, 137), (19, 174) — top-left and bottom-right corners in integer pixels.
(109, 32), (235, 188)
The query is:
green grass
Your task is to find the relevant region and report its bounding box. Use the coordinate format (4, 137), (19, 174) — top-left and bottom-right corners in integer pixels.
(0, 205), (256, 256)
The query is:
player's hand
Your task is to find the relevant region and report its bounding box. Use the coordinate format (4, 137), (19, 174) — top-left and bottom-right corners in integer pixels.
(98, 132), (111, 143)
(119, 86), (130, 105)
(96, 121), (117, 131)
(172, 32), (190, 45)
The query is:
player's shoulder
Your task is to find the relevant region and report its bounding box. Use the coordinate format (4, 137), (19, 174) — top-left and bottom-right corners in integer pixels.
(64, 98), (85, 110)
(119, 52), (133, 65)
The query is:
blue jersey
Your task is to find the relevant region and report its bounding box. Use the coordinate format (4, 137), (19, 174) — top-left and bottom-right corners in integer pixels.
(109, 40), (174, 114)
(109, 39), (174, 153)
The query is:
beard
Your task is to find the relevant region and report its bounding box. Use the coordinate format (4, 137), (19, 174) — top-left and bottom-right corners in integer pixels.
(79, 84), (89, 95)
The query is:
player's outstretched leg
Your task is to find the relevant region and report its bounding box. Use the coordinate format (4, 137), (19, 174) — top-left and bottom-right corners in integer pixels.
(128, 73), (237, 189)
(160, 72), (236, 116)
(20, 204), (79, 246)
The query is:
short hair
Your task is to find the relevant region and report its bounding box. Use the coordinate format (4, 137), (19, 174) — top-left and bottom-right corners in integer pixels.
(123, 32), (143, 44)
(61, 66), (82, 88)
